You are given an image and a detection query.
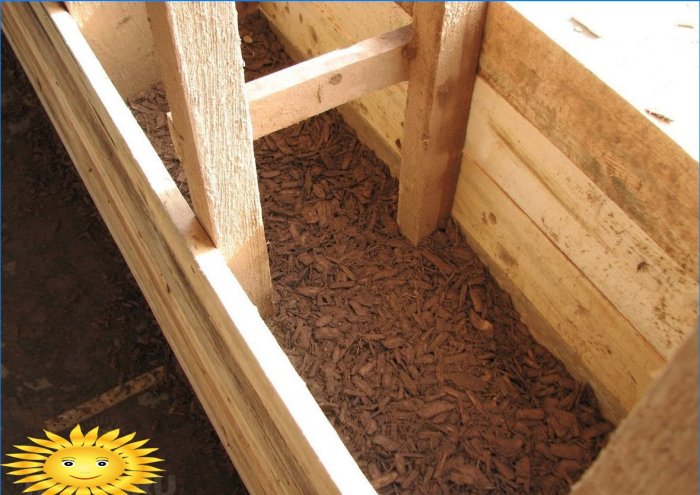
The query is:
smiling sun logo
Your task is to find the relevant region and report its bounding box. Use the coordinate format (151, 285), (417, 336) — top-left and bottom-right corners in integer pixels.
(3, 425), (163, 494)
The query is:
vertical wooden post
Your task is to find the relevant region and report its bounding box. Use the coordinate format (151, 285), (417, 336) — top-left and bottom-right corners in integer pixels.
(571, 330), (698, 495)
(147, 2), (273, 316)
(397, 2), (486, 245)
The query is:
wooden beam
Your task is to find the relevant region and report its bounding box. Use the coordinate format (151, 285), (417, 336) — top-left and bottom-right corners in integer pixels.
(572, 330), (699, 494)
(259, 2), (412, 176)
(147, 2), (273, 316)
(44, 366), (167, 432)
(247, 25), (410, 139)
(397, 2), (486, 245)
(0, 4), (374, 493)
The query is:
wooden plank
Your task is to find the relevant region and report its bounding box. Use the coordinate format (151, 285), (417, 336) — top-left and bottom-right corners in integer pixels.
(65, 2), (160, 99)
(147, 2), (273, 316)
(44, 366), (167, 432)
(396, 2), (486, 244)
(572, 330), (699, 494)
(466, 80), (698, 359)
(0, 4), (374, 494)
(479, 3), (699, 275)
(452, 148), (665, 423)
(259, 2), (411, 177)
(247, 25), (410, 139)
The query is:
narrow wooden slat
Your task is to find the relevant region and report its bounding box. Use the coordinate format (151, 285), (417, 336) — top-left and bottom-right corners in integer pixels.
(147, 2), (273, 316)
(247, 25), (410, 139)
(572, 330), (698, 494)
(259, 2), (411, 176)
(44, 367), (167, 432)
(397, 2), (487, 244)
(1, 4), (374, 493)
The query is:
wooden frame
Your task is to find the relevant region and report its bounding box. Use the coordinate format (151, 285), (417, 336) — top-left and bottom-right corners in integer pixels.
(1, 3), (373, 493)
(4, 2), (698, 494)
(259, 1), (697, 423)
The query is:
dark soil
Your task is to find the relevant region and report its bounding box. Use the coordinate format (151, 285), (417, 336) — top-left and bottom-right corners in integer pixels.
(126, 12), (613, 495)
(1, 38), (247, 494)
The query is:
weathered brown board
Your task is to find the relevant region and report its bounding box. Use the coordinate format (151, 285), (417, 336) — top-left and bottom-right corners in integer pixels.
(1, 3), (374, 493)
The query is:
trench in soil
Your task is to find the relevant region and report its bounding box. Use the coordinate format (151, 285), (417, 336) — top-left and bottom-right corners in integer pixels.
(125, 12), (614, 495)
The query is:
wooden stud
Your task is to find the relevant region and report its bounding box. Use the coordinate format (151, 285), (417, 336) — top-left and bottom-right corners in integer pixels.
(147, 2), (273, 316)
(1, 4), (374, 492)
(397, 2), (486, 245)
(572, 330), (698, 494)
(247, 25), (410, 139)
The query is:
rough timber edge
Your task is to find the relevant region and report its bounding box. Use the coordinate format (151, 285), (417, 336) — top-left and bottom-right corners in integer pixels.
(1, 3), (374, 494)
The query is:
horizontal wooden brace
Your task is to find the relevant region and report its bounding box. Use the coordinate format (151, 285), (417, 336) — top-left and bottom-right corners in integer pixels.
(246, 25), (411, 139)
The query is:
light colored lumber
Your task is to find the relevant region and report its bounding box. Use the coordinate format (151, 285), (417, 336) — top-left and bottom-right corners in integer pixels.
(44, 366), (166, 432)
(467, 80), (698, 359)
(572, 330), (699, 494)
(260, 2), (411, 177)
(65, 2), (160, 99)
(246, 25), (410, 139)
(1, 4), (374, 493)
(453, 149), (664, 423)
(147, 2), (273, 316)
(397, 2), (486, 244)
(480, 3), (699, 275)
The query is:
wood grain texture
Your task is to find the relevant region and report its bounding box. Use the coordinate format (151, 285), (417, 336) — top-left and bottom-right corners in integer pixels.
(572, 330), (699, 494)
(480, 3), (699, 275)
(259, 1), (411, 177)
(467, 80), (698, 360)
(1, 4), (374, 493)
(247, 25), (410, 139)
(453, 140), (665, 423)
(147, 2), (273, 316)
(66, 2), (160, 99)
(397, 2), (486, 244)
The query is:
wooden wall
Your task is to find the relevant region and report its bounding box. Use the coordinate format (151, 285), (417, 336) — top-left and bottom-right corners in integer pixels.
(65, 1), (698, 424)
(260, 2), (698, 423)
